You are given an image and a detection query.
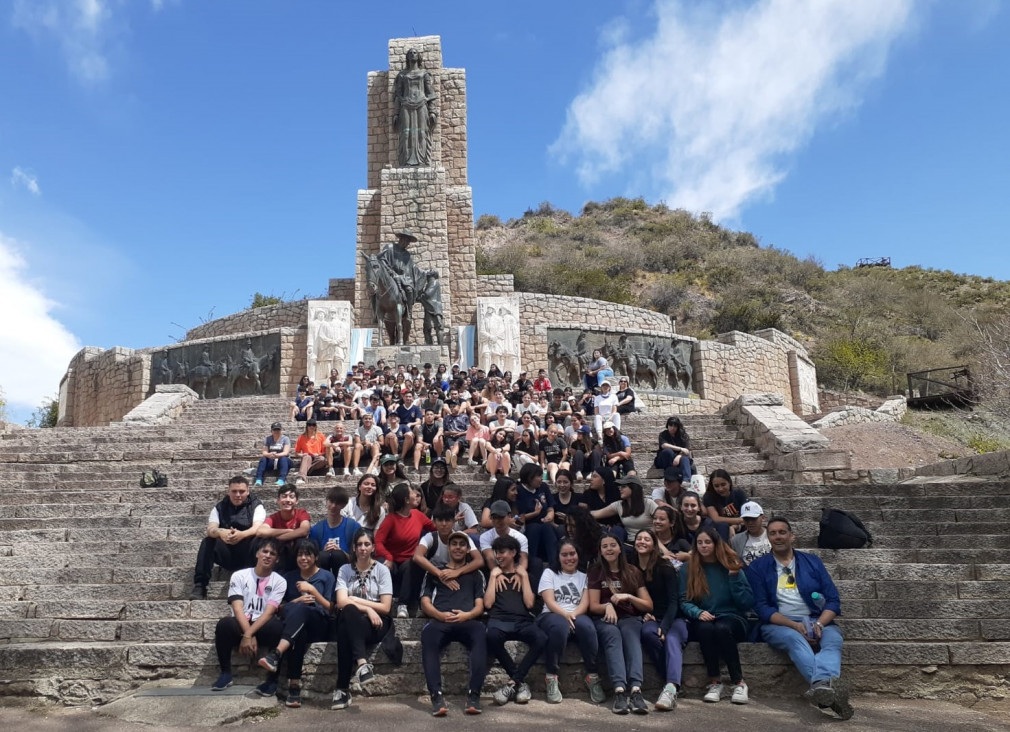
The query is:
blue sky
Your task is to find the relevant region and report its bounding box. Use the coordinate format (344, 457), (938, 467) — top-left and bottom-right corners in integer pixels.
(0, 0), (1007, 421)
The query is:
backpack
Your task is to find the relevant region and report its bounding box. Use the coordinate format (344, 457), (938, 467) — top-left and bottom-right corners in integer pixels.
(818, 508), (872, 549)
(140, 469), (168, 488)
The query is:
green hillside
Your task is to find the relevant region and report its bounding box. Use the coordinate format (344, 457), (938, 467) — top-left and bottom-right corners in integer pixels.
(476, 198), (1010, 395)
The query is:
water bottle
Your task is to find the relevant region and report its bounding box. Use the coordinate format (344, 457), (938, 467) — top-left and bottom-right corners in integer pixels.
(425, 449), (431, 465)
(811, 591), (826, 610)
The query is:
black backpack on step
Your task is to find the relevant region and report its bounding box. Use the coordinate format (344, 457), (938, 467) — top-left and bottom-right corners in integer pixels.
(140, 469), (168, 488)
(818, 508), (872, 549)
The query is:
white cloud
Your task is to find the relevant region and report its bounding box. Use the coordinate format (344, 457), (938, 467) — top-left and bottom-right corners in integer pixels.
(10, 167), (41, 196)
(12, 0), (112, 84)
(554, 0), (916, 220)
(0, 233), (80, 411)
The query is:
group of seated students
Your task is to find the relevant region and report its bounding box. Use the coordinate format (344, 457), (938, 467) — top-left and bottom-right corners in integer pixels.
(198, 461), (852, 720)
(275, 361), (645, 484)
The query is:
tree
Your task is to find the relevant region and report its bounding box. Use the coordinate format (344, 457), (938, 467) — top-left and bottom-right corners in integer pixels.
(26, 396), (58, 429)
(815, 337), (889, 392)
(250, 292), (283, 309)
(964, 314), (1010, 420)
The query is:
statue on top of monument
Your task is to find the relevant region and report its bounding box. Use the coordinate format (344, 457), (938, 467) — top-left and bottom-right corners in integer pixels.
(393, 48), (437, 167)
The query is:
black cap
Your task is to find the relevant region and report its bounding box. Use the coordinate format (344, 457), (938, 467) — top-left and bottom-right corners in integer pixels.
(306, 418), (318, 426)
(270, 422), (282, 431)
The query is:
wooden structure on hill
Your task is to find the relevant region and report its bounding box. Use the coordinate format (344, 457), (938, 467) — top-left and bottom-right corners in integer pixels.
(907, 365), (974, 409)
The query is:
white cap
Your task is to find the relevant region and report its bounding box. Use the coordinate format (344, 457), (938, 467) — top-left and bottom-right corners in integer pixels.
(740, 501), (764, 518)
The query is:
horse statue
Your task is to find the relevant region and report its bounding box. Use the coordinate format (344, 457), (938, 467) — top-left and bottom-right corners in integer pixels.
(624, 346), (659, 390)
(651, 342), (693, 391)
(227, 341), (266, 397)
(548, 341), (581, 386)
(172, 359), (189, 384)
(189, 359), (228, 399)
(364, 253), (409, 345)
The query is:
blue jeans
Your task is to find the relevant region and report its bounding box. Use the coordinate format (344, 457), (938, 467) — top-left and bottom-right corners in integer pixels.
(761, 620), (843, 683)
(255, 456), (291, 482)
(641, 618), (688, 685)
(536, 612), (598, 674)
(585, 369), (615, 391)
(594, 616), (644, 690)
(653, 450), (692, 482)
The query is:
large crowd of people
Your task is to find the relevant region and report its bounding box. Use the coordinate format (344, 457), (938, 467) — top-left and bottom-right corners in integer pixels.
(191, 361), (853, 720)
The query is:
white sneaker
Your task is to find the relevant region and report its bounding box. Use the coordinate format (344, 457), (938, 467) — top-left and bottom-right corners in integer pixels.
(731, 682), (749, 705)
(343, 467), (350, 476)
(294, 477), (305, 486)
(369, 466), (379, 476)
(352, 468), (362, 476)
(396, 604), (409, 619)
(326, 468), (336, 477)
(243, 467), (257, 476)
(655, 683), (677, 710)
(575, 471), (584, 481)
(703, 683), (723, 703)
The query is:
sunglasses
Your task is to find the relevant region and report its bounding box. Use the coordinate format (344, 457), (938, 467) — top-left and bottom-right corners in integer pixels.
(781, 567), (795, 585)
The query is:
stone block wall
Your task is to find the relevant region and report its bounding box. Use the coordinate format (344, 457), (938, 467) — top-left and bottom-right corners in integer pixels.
(695, 331), (797, 411)
(447, 187), (477, 327)
(185, 300), (308, 341)
(818, 388), (886, 412)
(812, 396), (907, 429)
(328, 278), (355, 302)
(60, 347), (151, 428)
(477, 274), (515, 297)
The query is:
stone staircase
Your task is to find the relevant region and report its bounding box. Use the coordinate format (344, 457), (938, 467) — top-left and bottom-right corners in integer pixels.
(0, 396), (1007, 706)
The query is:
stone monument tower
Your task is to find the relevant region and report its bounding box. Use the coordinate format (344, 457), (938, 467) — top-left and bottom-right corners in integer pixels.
(355, 36), (478, 364)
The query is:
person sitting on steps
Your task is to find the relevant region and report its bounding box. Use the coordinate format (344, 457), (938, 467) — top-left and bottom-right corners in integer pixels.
(292, 419), (328, 486)
(191, 476), (266, 600)
(252, 422), (291, 487)
(420, 532), (488, 716)
(210, 538), (286, 691)
(256, 485), (311, 572)
(746, 517), (853, 720)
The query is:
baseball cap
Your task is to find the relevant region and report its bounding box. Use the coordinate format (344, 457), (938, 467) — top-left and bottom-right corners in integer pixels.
(663, 466), (683, 482)
(600, 381), (611, 389)
(615, 474), (644, 490)
(379, 453), (399, 466)
(602, 420), (616, 430)
(741, 501), (764, 518)
(270, 422), (282, 431)
(305, 418), (318, 426)
(448, 530), (471, 544)
(489, 500), (512, 517)
(578, 425), (592, 434)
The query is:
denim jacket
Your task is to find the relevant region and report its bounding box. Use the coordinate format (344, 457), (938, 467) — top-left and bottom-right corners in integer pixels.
(745, 550), (841, 624)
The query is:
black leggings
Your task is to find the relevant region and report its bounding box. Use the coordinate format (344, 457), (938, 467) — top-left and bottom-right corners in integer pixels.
(390, 559), (424, 609)
(690, 617), (746, 683)
(278, 603), (330, 680)
(215, 614), (283, 673)
(335, 605), (392, 689)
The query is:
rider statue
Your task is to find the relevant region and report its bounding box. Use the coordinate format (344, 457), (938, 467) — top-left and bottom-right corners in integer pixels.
(372, 229), (444, 345)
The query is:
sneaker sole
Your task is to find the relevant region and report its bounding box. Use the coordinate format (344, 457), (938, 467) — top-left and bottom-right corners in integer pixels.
(331, 702), (350, 710)
(465, 708), (482, 715)
(257, 657), (278, 673)
(253, 688), (276, 698)
(285, 699), (301, 708)
(432, 708), (447, 717)
(731, 697), (749, 705)
(211, 682), (232, 692)
(703, 696), (721, 703)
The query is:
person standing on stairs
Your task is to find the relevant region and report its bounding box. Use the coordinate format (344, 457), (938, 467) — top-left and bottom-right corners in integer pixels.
(746, 517), (853, 720)
(191, 476), (266, 600)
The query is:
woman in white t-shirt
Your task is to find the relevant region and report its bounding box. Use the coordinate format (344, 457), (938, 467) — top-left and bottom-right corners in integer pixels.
(593, 381), (621, 436)
(536, 538), (604, 705)
(341, 474), (387, 531)
(331, 528), (394, 710)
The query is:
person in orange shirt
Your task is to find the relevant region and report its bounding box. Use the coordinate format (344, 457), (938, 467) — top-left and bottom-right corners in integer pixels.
(293, 419), (328, 486)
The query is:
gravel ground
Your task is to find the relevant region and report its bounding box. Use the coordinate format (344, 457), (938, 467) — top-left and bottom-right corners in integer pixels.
(820, 422), (967, 470)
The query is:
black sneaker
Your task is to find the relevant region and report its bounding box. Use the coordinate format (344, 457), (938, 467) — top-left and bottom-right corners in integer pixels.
(431, 691), (448, 717)
(285, 685), (302, 708)
(630, 689), (649, 714)
(254, 680), (277, 698)
(189, 583), (207, 600)
(612, 689), (630, 715)
(331, 689), (351, 710)
(829, 680), (854, 720)
(465, 690), (483, 714)
(257, 650), (280, 673)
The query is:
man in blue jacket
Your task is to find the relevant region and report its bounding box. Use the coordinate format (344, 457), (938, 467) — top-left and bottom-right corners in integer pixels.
(746, 517), (853, 720)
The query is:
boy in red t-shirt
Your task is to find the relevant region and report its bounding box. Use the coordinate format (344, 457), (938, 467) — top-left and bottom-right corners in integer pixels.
(257, 486), (311, 571)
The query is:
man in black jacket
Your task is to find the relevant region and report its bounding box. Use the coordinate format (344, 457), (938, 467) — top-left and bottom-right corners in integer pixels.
(190, 476), (266, 599)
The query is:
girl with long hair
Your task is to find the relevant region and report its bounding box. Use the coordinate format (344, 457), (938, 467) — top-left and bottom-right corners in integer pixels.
(588, 532), (652, 715)
(679, 526), (754, 705)
(535, 538), (604, 705)
(373, 483), (434, 619)
(590, 475), (658, 545)
(652, 505), (692, 563)
(703, 469), (748, 533)
(654, 416), (692, 484)
(600, 422), (635, 477)
(376, 454), (411, 499)
(330, 529), (393, 710)
(563, 505), (602, 571)
(341, 473), (386, 531)
(485, 428), (512, 481)
(480, 476), (520, 530)
(631, 529), (689, 711)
